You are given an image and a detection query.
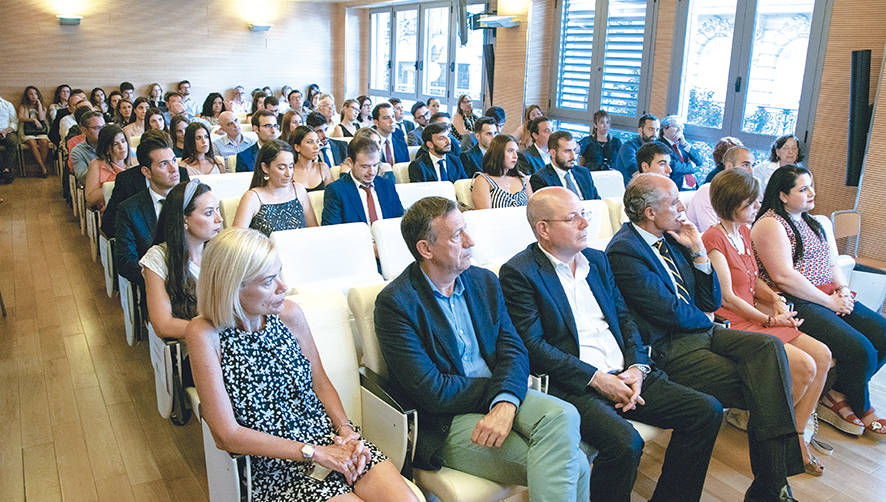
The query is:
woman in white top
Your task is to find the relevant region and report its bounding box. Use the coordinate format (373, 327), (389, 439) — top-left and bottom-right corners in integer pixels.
(140, 180), (221, 339)
(181, 122), (225, 176)
(17, 85), (51, 177)
(48, 84), (70, 122)
(331, 99), (360, 138)
(356, 96), (374, 128)
(123, 97), (149, 139)
(90, 87), (108, 116)
(754, 134), (803, 190)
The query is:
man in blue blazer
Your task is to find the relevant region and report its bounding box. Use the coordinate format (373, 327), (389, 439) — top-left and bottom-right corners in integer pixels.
(372, 102), (410, 164)
(660, 115), (703, 190)
(614, 114), (659, 186)
(374, 196), (590, 501)
(306, 111), (348, 166)
(516, 116), (553, 176)
(529, 131), (600, 200)
(500, 188), (721, 502)
(321, 136), (404, 226)
(408, 123), (467, 182)
(605, 174), (803, 502)
(460, 117), (497, 177)
(236, 110), (278, 172)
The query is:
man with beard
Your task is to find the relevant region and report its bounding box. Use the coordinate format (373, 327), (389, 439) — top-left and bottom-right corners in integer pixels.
(614, 114), (660, 186)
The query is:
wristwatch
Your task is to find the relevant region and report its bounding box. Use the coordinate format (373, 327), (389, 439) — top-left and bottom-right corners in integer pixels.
(629, 364), (652, 380)
(301, 443), (315, 463)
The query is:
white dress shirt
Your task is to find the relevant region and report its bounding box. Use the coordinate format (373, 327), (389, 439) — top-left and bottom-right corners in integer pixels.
(148, 187), (167, 219)
(551, 164), (585, 199)
(356, 181), (384, 223)
(428, 152), (446, 180)
(533, 143), (551, 165)
(538, 246), (625, 374)
(0, 97), (18, 133)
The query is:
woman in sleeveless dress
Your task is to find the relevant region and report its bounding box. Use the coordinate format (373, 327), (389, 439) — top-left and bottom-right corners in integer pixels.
(187, 228), (418, 502)
(123, 97), (149, 139)
(289, 125), (333, 192)
(332, 99), (360, 138)
(17, 85), (51, 177)
(752, 165), (886, 441)
(471, 134), (531, 209)
(84, 124), (134, 209)
(233, 139), (318, 235)
(181, 122), (225, 176)
(703, 169), (831, 475)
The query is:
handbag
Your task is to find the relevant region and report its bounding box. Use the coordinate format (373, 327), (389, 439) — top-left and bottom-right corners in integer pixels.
(23, 121), (47, 136)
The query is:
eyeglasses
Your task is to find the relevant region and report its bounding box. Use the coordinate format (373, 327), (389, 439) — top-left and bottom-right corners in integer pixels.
(260, 123), (280, 130)
(543, 209), (589, 225)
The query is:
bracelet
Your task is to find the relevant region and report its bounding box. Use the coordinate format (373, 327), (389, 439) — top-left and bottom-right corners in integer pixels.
(334, 420), (356, 435)
(762, 316), (773, 328)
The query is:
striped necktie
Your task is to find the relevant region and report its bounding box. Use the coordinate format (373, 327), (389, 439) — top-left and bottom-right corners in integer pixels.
(654, 239), (690, 304)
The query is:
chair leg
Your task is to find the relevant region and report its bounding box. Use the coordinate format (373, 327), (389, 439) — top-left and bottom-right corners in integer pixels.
(0, 287), (6, 317)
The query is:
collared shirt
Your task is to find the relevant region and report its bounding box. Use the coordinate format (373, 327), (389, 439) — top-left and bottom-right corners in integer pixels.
(0, 97), (18, 132)
(538, 245), (624, 374)
(533, 143), (551, 165)
(421, 270), (520, 410)
(59, 114), (77, 143)
(230, 100), (250, 116)
(213, 132), (257, 157)
(428, 152), (445, 180)
(70, 141), (97, 184)
(319, 143), (335, 167)
(181, 96), (200, 116)
(379, 132), (395, 164)
(148, 187), (166, 219)
(356, 180), (384, 223)
(551, 164), (584, 199)
(631, 223), (712, 295)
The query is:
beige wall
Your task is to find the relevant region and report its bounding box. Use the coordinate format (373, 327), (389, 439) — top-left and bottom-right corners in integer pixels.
(855, 43), (886, 262)
(0, 0), (334, 107)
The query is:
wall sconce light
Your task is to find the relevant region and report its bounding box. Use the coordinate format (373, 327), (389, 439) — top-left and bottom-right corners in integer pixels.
(248, 23), (272, 32)
(57, 15), (82, 26)
(470, 14), (520, 29)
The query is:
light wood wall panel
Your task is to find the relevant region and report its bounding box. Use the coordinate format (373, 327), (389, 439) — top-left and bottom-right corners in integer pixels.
(523, 0), (555, 114)
(491, 0), (531, 130)
(0, 0), (334, 107)
(648, 0), (677, 117)
(855, 44), (886, 262)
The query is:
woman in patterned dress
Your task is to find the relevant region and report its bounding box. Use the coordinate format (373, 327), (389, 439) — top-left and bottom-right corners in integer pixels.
(752, 165), (886, 441)
(471, 134), (531, 209)
(187, 227), (418, 502)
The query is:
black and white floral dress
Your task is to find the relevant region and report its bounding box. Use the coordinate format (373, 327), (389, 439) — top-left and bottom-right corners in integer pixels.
(218, 314), (386, 501)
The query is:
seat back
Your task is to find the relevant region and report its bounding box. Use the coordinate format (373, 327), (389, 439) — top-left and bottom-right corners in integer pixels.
(102, 181), (115, 205)
(812, 214), (855, 281)
(603, 196), (629, 235)
(348, 283), (391, 378)
(464, 206), (536, 271)
(223, 156), (237, 173)
(591, 170), (625, 199)
(393, 162), (410, 183)
(270, 223), (382, 294)
(395, 181), (456, 209)
(129, 135), (141, 148)
(308, 190), (324, 224)
(454, 178), (473, 209)
(580, 199), (613, 250)
(831, 209), (860, 257)
(408, 145), (420, 161)
(330, 165), (341, 180)
(219, 196), (240, 228)
(193, 172), (252, 201)
(372, 217), (413, 280)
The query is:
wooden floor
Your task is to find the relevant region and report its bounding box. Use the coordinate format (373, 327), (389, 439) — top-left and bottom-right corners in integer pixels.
(1, 176), (886, 502)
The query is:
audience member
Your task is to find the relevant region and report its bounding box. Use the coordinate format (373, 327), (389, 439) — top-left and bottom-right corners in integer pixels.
(659, 115), (702, 190)
(278, 110), (303, 144)
(484, 106), (507, 134)
(144, 107), (168, 134)
(704, 168), (831, 475)
(228, 85), (249, 115)
(187, 227), (418, 501)
(178, 80), (199, 116)
(501, 187), (722, 502)
(57, 89), (87, 143)
(530, 131), (600, 201)
(71, 111), (106, 184)
(286, 88), (305, 118)
(64, 105), (92, 172)
(85, 124), (133, 209)
(124, 97), (150, 139)
(686, 146), (754, 233)
(90, 87), (109, 117)
(164, 91), (202, 124)
(262, 95), (280, 120)
(634, 141), (672, 177)
(407, 101), (430, 146)
(306, 111), (348, 167)
(472, 134), (530, 209)
(17, 85), (51, 177)
(213, 111), (255, 158)
(755, 135), (803, 190)
(703, 136), (743, 184)
(200, 92), (226, 126)
(427, 112), (463, 157)
(119, 81), (135, 102)
(106, 91), (122, 121)
(389, 97), (415, 137)
(169, 114), (190, 157)
(356, 95), (373, 128)
(451, 94), (478, 142)
(305, 83), (320, 110)
(605, 173), (803, 501)
(0, 93), (21, 181)
(427, 97), (441, 115)
(48, 84), (71, 122)
(289, 125), (332, 192)
(374, 196), (590, 501)
(115, 98), (133, 127)
(278, 85), (292, 114)
(516, 116), (553, 176)
(317, 94), (337, 127)
(233, 139), (317, 234)
(236, 110), (278, 173)
(337, 127), (395, 183)
(408, 122), (466, 182)
(614, 114), (659, 185)
(181, 122), (224, 176)
(373, 102), (410, 164)
(752, 165), (886, 441)
(322, 136), (403, 226)
(579, 110), (622, 171)
(115, 131), (181, 288)
(332, 99), (359, 138)
(511, 104), (543, 150)
(141, 180), (220, 339)
(147, 83), (166, 112)
(460, 116), (498, 177)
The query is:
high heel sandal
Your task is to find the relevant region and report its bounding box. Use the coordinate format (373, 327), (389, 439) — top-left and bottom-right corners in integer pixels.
(809, 413), (834, 456)
(817, 393), (864, 436)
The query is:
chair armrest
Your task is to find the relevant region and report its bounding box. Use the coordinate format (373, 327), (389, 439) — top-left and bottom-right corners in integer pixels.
(360, 366), (418, 477)
(359, 366), (418, 414)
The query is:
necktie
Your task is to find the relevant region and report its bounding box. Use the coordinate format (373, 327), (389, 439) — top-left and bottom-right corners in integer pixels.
(671, 142), (684, 162)
(654, 239), (690, 304)
(437, 159), (448, 181)
(672, 143), (697, 188)
(564, 170), (581, 199)
(385, 139), (394, 165)
(321, 146), (333, 167)
(360, 184), (379, 224)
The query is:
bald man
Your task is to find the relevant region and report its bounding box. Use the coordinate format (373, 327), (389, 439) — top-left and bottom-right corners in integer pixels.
(500, 188), (721, 502)
(213, 111), (256, 157)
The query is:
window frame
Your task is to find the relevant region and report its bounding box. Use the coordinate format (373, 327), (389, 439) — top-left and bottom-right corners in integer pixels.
(548, 0), (659, 131)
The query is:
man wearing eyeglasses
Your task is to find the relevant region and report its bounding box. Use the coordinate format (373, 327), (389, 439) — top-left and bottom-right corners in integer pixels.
(500, 187), (722, 502)
(236, 110), (278, 172)
(529, 131), (599, 200)
(71, 110), (105, 184)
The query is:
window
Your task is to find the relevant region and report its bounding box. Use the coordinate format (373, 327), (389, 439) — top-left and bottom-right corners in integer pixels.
(369, 1), (487, 116)
(550, 0), (656, 129)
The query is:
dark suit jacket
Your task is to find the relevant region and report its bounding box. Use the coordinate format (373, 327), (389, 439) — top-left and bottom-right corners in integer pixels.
(398, 120), (416, 135)
(235, 142), (259, 172)
(460, 144), (484, 178)
(321, 173), (404, 225)
(516, 144), (546, 176)
(660, 139), (703, 190)
(101, 166), (190, 237)
(500, 244), (652, 396)
(114, 190), (157, 286)
(326, 138), (349, 166)
(614, 137), (643, 186)
(379, 128), (410, 164)
(408, 151), (467, 182)
(374, 263), (530, 469)
(528, 165), (600, 200)
(605, 223), (722, 363)
(417, 133), (463, 158)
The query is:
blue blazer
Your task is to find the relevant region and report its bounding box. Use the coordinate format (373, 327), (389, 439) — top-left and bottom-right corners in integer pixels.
(379, 128), (410, 164)
(408, 151), (467, 182)
(374, 263), (530, 469)
(235, 142), (259, 172)
(460, 144), (483, 178)
(114, 190), (156, 286)
(101, 166), (189, 237)
(321, 173), (404, 226)
(660, 139), (703, 190)
(500, 244), (652, 396)
(326, 138), (349, 166)
(614, 137), (643, 186)
(516, 145), (546, 176)
(528, 165), (600, 200)
(605, 223), (722, 362)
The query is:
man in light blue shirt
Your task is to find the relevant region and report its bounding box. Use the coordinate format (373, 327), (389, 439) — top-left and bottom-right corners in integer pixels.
(71, 111), (104, 184)
(212, 111), (256, 158)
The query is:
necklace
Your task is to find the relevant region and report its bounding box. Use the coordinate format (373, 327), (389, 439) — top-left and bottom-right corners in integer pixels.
(719, 222), (757, 295)
(718, 222), (745, 254)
